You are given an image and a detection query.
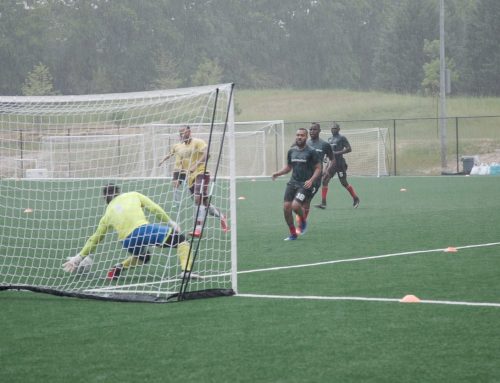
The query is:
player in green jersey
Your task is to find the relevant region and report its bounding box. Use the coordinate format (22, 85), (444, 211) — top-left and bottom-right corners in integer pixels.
(294, 122), (334, 232)
(321, 122), (360, 208)
(272, 128), (322, 241)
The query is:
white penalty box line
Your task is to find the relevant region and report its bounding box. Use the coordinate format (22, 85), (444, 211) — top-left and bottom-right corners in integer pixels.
(237, 241), (500, 309)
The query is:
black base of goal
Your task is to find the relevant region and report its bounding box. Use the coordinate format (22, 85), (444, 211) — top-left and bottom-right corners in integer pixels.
(0, 285), (235, 303)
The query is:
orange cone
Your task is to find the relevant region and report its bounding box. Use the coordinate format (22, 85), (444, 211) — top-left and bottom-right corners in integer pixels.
(444, 247), (458, 253)
(400, 294), (421, 303)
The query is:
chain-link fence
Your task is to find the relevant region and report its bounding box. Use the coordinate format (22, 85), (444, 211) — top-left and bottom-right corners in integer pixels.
(285, 116), (500, 176)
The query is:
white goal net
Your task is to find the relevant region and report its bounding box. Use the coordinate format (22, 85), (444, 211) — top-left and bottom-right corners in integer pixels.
(151, 120), (285, 178)
(0, 84), (236, 302)
(283, 125), (389, 177)
(342, 128), (389, 177)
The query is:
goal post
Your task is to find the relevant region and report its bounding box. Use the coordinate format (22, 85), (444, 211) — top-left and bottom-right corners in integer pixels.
(339, 128), (389, 177)
(0, 83), (236, 302)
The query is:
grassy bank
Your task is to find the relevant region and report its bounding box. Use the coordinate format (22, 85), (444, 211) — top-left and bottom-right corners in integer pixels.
(235, 89), (500, 122)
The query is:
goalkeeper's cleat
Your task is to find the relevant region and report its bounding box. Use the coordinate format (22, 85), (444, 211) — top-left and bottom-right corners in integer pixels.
(220, 213), (229, 232)
(315, 203), (326, 209)
(189, 227), (202, 238)
(107, 264), (123, 280)
(353, 197), (360, 208)
(284, 234), (298, 241)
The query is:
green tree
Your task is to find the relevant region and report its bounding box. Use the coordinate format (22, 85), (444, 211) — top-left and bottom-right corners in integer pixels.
(463, 0), (500, 95)
(151, 52), (182, 89)
(421, 39), (458, 96)
(191, 58), (223, 86)
(373, 0), (438, 93)
(22, 63), (57, 96)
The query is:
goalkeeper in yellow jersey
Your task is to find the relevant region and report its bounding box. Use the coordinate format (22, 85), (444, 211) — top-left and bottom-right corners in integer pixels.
(62, 184), (199, 280)
(158, 125), (228, 237)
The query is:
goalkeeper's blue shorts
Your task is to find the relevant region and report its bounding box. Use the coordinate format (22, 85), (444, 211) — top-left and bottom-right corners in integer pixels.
(122, 224), (170, 255)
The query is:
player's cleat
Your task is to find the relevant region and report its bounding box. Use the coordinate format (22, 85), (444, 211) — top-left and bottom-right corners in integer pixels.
(220, 213), (229, 232)
(300, 220), (307, 235)
(179, 271), (202, 279)
(284, 234), (298, 241)
(315, 203), (326, 209)
(107, 263), (123, 280)
(353, 197), (360, 208)
(189, 228), (202, 238)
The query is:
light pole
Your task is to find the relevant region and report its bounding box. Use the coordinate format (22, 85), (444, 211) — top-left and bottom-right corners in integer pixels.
(439, 0), (447, 171)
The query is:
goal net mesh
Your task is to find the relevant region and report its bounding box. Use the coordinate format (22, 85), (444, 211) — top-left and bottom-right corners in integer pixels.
(151, 120), (285, 178)
(0, 84), (236, 302)
(341, 128), (389, 177)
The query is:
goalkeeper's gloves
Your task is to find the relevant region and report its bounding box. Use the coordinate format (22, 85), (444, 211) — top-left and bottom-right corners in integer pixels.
(78, 255), (94, 273)
(62, 254), (83, 273)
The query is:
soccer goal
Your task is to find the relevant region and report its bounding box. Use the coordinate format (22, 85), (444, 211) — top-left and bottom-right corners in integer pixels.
(0, 84), (236, 302)
(151, 120), (285, 178)
(342, 128), (389, 177)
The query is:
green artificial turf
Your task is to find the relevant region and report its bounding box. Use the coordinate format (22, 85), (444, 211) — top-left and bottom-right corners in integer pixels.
(1, 176), (500, 383)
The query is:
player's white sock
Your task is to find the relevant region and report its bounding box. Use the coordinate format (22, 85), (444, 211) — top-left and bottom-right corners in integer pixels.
(195, 205), (206, 229)
(208, 204), (221, 218)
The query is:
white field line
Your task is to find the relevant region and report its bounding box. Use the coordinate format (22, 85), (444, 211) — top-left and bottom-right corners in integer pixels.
(236, 293), (500, 308)
(237, 242), (500, 275)
(237, 241), (500, 309)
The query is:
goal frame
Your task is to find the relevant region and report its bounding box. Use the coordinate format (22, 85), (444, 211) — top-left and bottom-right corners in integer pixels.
(0, 83), (237, 303)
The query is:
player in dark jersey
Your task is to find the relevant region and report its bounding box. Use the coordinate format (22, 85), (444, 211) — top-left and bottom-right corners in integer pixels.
(319, 121), (360, 208)
(272, 127), (322, 241)
(294, 123), (334, 232)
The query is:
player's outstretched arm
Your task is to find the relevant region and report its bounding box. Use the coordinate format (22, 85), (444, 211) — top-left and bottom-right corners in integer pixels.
(158, 153), (172, 166)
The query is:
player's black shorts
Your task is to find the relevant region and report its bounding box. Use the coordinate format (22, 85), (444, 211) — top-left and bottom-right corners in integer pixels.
(284, 181), (316, 203)
(173, 171), (187, 182)
(328, 158), (348, 177)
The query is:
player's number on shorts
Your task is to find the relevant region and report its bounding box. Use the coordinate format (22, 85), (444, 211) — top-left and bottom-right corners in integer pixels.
(295, 192), (305, 202)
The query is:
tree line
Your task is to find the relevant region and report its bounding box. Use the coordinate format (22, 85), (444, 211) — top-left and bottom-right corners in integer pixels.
(0, 0), (498, 96)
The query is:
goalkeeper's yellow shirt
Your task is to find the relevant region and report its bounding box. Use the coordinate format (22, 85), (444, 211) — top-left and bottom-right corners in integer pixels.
(171, 138), (207, 186)
(79, 192), (171, 256)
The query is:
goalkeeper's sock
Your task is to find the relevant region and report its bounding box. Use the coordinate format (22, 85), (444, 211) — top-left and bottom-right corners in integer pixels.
(122, 256), (138, 269)
(178, 241), (192, 272)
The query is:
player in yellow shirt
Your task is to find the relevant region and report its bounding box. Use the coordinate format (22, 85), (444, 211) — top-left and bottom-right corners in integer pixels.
(158, 134), (186, 207)
(158, 125), (228, 237)
(62, 184), (198, 280)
